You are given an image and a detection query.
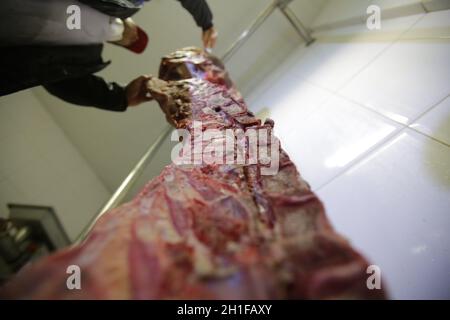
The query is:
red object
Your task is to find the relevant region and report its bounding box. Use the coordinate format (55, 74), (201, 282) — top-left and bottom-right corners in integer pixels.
(125, 27), (149, 54)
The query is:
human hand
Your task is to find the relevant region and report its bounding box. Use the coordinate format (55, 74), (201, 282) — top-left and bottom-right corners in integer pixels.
(202, 26), (218, 51)
(125, 75), (153, 107)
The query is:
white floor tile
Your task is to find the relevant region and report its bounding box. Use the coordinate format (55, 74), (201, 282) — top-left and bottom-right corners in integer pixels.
(280, 93), (401, 189)
(405, 8), (450, 38)
(317, 129), (450, 299)
(410, 95), (450, 145)
(313, 13), (423, 39)
(249, 75), (332, 136)
(285, 41), (387, 91)
(245, 49), (304, 110)
(286, 14), (422, 92)
(339, 13), (450, 125)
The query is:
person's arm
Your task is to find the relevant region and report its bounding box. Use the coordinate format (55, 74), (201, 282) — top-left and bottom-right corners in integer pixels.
(177, 0), (213, 31)
(177, 0), (217, 49)
(43, 74), (152, 112)
(44, 74), (129, 112)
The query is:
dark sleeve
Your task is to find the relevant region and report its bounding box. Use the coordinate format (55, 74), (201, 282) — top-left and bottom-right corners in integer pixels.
(43, 75), (128, 112)
(177, 0), (213, 31)
(78, 0), (141, 19)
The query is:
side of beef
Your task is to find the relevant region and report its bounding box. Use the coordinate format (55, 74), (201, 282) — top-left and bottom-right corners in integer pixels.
(0, 48), (386, 299)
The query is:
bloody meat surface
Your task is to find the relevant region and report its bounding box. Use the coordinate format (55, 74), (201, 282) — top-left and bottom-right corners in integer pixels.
(0, 48), (386, 299)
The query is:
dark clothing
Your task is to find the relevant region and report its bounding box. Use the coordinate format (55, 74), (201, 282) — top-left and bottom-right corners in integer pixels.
(78, 0), (146, 20)
(44, 71), (129, 112)
(177, 0), (213, 30)
(0, 0), (213, 112)
(80, 0), (213, 30)
(0, 44), (129, 111)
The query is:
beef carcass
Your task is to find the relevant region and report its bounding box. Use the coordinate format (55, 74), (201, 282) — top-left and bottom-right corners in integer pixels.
(0, 47), (386, 299)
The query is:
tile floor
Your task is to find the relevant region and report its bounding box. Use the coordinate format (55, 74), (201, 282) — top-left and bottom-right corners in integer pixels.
(247, 10), (450, 299)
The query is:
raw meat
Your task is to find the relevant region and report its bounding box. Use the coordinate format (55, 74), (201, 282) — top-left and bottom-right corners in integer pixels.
(0, 48), (386, 299)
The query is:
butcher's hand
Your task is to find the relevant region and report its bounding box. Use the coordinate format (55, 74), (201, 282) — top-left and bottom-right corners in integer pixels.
(202, 26), (218, 51)
(126, 75), (153, 107)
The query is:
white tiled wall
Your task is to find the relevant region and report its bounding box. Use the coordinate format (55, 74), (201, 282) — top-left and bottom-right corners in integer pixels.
(318, 129), (450, 299)
(248, 9), (450, 299)
(0, 90), (111, 241)
(339, 10), (450, 125)
(411, 96), (450, 145)
(311, 0), (450, 29)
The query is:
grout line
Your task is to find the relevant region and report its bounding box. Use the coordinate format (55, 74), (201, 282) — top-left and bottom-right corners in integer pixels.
(408, 94), (450, 125)
(315, 75), (449, 189)
(334, 13), (427, 94)
(268, 11), (449, 194)
(408, 126), (450, 148)
(401, 93), (450, 147)
(314, 91), (450, 191)
(314, 127), (409, 192)
(283, 16), (430, 129)
(314, 100), (450, 192)
(301, 17), (448, 132)
(332, 90), (410, 126)
(299, 78), (410, 130)
(301, 80), (407, 130)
